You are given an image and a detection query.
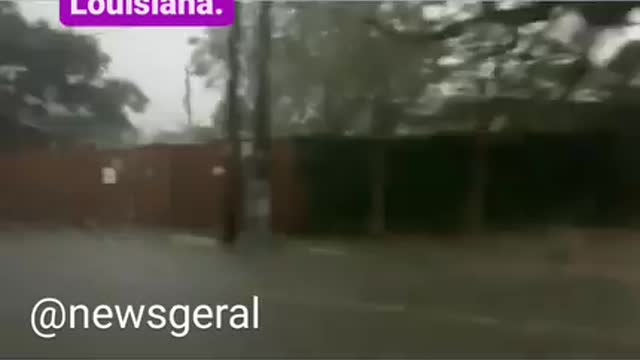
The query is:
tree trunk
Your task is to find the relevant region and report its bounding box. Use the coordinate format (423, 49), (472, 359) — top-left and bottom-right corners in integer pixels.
(369, 141), (386, 236)
(223, 1), (243, 244)
(368, 99), (391, 236)
(465, 112), (491, 234)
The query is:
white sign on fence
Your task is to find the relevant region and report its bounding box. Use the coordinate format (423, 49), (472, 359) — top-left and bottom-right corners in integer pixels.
(101, 167), (117, 184)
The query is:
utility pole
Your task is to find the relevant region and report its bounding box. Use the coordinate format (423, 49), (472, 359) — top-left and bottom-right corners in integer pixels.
(240, 0), (273, 247)
(183, 65), (192, 126)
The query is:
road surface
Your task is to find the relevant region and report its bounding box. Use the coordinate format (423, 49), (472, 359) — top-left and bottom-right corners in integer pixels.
(1, 226), (639, 357)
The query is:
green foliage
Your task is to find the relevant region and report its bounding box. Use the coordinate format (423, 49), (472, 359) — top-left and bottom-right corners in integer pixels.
(189, 0), (640, 136)
(0, 0), (149, 130)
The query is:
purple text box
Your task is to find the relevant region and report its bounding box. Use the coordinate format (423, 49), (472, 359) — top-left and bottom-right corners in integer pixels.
(59, 0), (234, 27)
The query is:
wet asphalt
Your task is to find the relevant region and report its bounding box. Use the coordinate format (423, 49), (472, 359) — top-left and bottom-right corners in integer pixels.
(1, 227), (640, 357)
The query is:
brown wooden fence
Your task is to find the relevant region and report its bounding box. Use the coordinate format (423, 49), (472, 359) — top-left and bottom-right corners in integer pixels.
(0, 140), (306, 235)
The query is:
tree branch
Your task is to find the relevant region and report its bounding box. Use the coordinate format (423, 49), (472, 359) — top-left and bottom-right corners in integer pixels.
(364, 2), (557, 43)
(365, 2), (639, 43)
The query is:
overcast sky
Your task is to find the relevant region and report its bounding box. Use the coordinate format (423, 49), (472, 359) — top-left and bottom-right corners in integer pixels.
(19, 0), (221, 135)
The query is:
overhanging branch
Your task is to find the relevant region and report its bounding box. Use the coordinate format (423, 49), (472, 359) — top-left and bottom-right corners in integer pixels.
(365, 1), (639, 44)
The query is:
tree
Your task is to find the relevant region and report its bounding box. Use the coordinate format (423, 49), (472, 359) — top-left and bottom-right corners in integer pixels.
(368, 1), (640, 100)
(191, 0), (640, 135)
(189, 2), (449, 235)
(188, 2), (259, 134)
(189, 1), (640, 234)
(368, 1), (640, 232)
(0, 0), (149, 146)
(189, 1), (443, 136)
